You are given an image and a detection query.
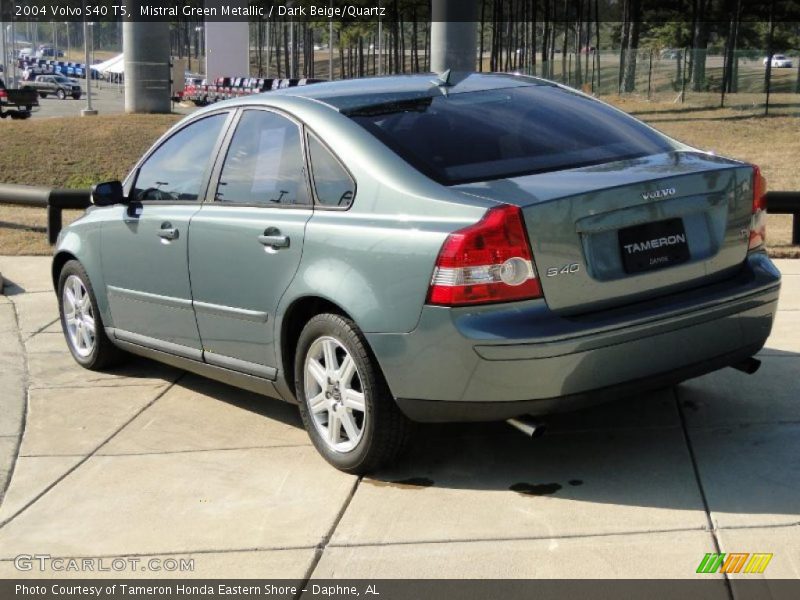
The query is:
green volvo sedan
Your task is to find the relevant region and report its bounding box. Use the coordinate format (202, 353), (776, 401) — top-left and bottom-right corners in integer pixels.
(52, 73), (781, 472)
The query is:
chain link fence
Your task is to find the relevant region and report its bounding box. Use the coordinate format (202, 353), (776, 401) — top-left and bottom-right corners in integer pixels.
(524, 48), (800, 113)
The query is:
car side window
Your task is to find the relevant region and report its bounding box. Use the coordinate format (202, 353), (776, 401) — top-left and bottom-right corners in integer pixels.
(133, 113), (227, 202)
(215, 110), (310, 206)
(307, 133), (356, 208)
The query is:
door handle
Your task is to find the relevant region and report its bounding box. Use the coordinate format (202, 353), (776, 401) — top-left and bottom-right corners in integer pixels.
(158, 223), (179, 241)
(258, 231), (290, 249)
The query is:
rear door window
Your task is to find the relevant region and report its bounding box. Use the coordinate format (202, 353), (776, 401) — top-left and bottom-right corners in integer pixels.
(346, 85), (675, 185)
(215, 109), (311, 206)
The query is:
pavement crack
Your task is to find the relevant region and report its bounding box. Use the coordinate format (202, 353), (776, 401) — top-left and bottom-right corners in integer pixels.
(0, 297), (30, 509)
(674, 385), (734, 600)
(294, 475), (362, 597)
(0, 372), (184, 531)
(21, 443), (312, 458)
(23, 317), (60, 341)
(325, 525), (710, 550)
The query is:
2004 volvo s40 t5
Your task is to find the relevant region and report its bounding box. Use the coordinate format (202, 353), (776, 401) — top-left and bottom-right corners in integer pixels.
(53, 73), (781, 473)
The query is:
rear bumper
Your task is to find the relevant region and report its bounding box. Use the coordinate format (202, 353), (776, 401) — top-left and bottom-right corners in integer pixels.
(367, 253), (780, 422)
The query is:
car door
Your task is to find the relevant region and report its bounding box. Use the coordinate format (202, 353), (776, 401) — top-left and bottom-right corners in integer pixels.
(188, 108), (313, 378)
(101, 111), (231, 357)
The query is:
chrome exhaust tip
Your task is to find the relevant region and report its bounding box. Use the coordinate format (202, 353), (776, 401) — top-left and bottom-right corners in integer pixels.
(732, 357), (762, 375)
(506, 416), (545, 438)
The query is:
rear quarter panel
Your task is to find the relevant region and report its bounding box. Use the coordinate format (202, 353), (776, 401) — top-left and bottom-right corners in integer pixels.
(269, 95), (495, 336)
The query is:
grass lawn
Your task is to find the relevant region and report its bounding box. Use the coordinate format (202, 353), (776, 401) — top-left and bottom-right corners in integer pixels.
(0, 99), (797, 256)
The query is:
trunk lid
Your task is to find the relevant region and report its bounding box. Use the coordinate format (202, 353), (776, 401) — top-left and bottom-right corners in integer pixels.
(456, 151), (754, 315)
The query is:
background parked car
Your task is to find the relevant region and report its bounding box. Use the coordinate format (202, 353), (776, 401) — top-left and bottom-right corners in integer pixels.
(0, 77), (38, 119)
(27, 74), (82, 100)
(763, 54), (794, 68)
(35, 46), (64, 59)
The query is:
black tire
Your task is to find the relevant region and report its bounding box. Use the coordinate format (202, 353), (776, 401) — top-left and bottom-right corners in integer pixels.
(72, 93), (81, 100)
(56, 89), (66, 100)
(57, 260), (126, 370)
(39, 92), (47, 98)
(295, 313), (412, 474)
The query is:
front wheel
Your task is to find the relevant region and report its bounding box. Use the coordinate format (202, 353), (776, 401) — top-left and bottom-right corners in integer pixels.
(295, 313), (412, 474)
(58, 260), (126, 370)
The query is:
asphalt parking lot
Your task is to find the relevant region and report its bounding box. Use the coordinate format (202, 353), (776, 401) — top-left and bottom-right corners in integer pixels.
(0, 256), (798, 584)
(22, 84), (195, 119)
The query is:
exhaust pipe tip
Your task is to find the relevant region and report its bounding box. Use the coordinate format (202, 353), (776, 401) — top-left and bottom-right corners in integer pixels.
(732, 357), (762, 375)
(507, 416), (545, 438)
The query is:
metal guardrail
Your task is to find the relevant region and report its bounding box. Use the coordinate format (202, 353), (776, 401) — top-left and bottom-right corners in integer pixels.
(0, 184), (91, 244)
(0, 184), (798, 246)
(766, 192), (800, 245)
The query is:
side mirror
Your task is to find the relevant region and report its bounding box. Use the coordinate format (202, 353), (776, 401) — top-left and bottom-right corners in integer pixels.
(91, 181), (125, 206)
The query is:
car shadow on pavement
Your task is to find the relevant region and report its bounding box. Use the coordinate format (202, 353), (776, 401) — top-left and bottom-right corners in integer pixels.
(52, 340), (800, 518)
(0, 277), (25, 296)
(173, 371), (305, 430)
(358, 346), (800, 520)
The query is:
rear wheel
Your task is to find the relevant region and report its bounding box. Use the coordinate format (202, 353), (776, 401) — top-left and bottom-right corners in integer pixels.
(56, 89), (66, 100)
(295, 313), (412, 474)
(39, 92), (47, 98)
(58, 260), (126, 370)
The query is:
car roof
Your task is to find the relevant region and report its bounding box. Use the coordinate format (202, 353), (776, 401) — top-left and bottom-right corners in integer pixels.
(251, 72), (554, 112)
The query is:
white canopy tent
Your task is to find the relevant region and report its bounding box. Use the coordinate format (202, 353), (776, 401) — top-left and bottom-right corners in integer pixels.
(91, 54), (124, 76)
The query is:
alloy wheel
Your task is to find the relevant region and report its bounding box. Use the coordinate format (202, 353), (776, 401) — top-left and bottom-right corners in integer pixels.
(304, 336), (367, 453)
(62, 274), (96, 358)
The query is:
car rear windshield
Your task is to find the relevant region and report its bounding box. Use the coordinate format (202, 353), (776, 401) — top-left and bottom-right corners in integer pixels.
(345, 85), (675, 185)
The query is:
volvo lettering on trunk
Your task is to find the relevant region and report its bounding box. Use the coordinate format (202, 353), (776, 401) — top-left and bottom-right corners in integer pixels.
(641, 188), (677, 201)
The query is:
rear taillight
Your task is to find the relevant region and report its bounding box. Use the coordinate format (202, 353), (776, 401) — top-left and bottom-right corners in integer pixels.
(0, 89), (7, 101)
(427, 204), (543, 306)
(749, 165), (768, 251)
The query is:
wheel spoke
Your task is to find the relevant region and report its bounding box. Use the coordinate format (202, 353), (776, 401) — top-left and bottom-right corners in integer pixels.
(327, 411), (342, 445)
(72, 278), (83, 302)
(83, 315), (96, 334)
(322, 339), (338, 373)
(338, 354), (356, 385)
(79, 323), (93, 349)
(64, 288), (77, 310)
(307, 358), (328, 388)
(340, 410), (360, 441)
(80, 294), (91, 311)
(343, 389), (365, 413)
(309, 392), (328, 414)
(72, 321), (83, 349)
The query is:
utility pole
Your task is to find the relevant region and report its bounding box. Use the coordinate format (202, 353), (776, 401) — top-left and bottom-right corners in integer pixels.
(1, 23), (6, 83)
(328, 0), (333, 80)
(81, 18), (96, 116)
(377, 2), (383, 75)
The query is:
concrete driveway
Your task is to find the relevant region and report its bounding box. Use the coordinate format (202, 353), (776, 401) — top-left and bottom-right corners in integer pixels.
(0, 256), (797, 584)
